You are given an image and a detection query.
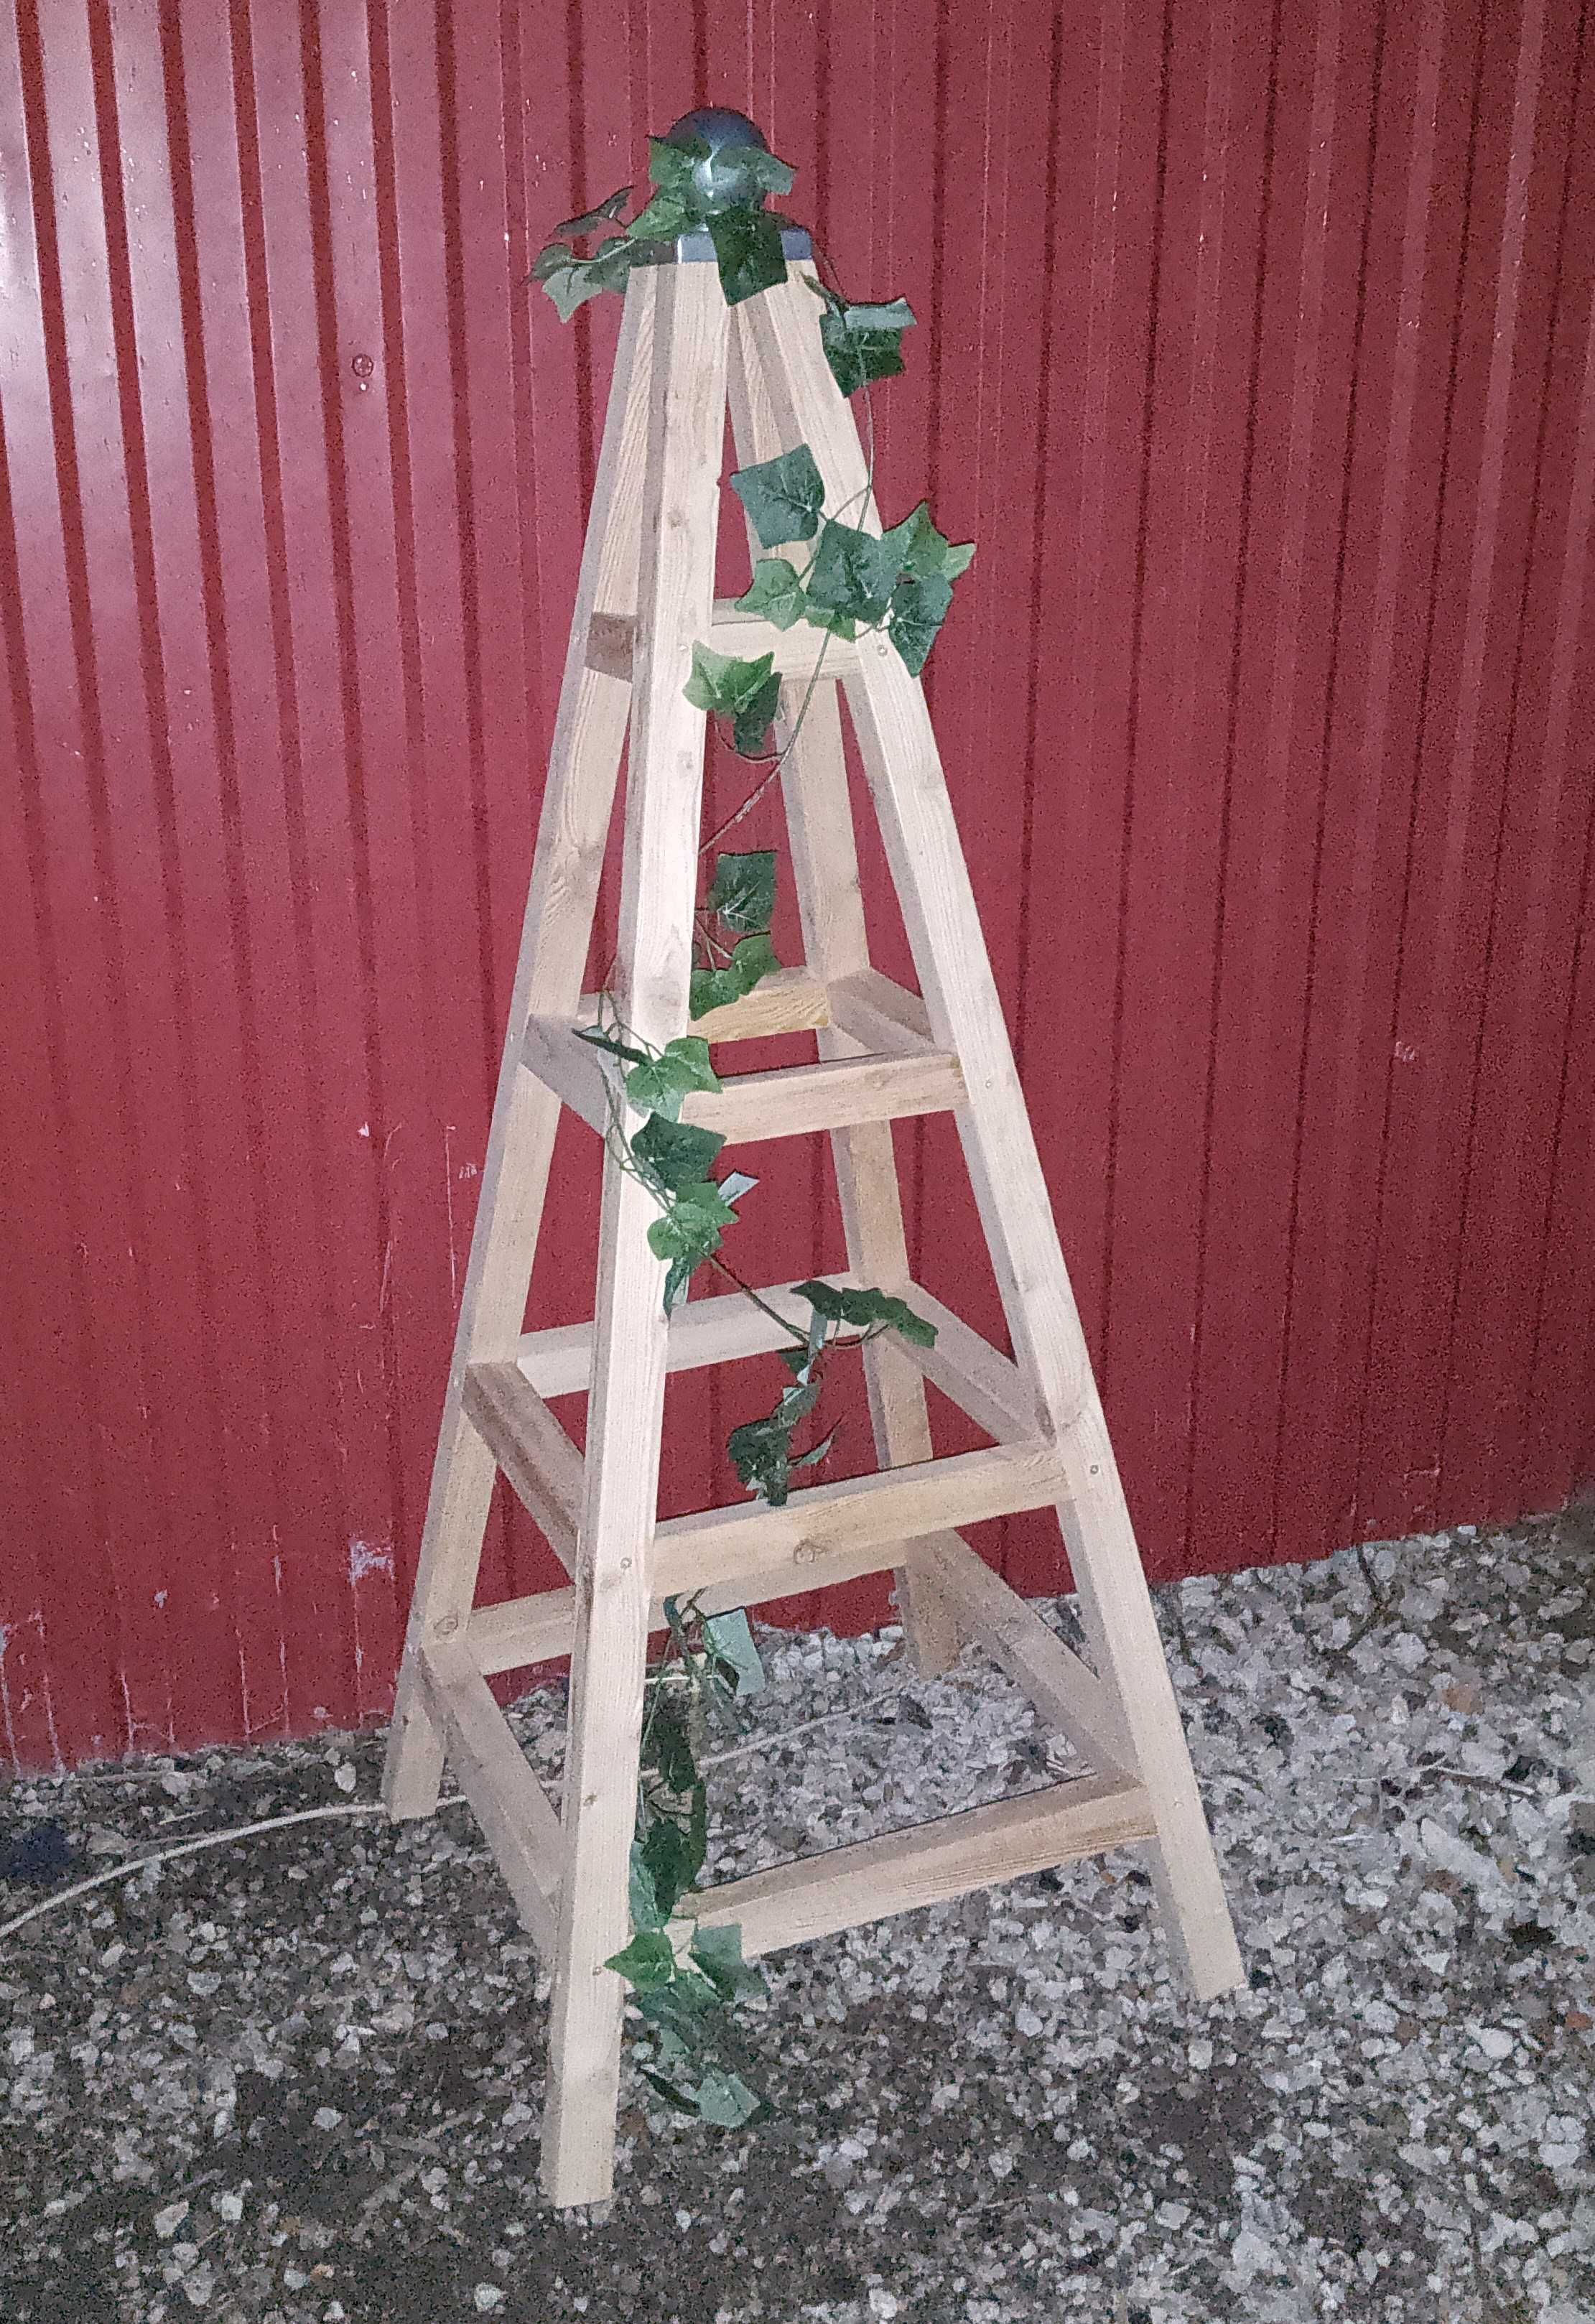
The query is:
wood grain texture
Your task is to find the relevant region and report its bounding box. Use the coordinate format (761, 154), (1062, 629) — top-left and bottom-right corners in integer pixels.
(2, 0), (1594, 1771)
(687, 1773), (1157, 1956)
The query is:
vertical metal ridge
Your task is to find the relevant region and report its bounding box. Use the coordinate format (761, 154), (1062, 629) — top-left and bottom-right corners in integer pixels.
(6, 0), (1595, 1769)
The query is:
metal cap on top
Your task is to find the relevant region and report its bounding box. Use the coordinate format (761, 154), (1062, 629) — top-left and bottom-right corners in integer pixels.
(633, 107), (812, 266)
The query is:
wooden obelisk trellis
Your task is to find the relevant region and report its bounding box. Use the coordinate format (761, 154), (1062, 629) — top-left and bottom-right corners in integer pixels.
(382, 228), (1242, 2208)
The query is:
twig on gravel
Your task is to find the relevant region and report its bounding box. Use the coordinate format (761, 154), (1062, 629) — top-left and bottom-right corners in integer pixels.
(0, 1797), (466, 1945)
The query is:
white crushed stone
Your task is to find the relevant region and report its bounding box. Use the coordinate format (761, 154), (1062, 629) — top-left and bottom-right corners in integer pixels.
(1, 1515), (1592, 2322)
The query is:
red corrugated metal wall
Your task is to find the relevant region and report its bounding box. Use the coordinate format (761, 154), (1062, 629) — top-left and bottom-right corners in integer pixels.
(3, 0), (1594, 1771)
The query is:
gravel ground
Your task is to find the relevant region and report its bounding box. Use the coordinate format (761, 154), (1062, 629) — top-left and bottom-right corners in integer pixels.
(3, 1513), (1594, 2324)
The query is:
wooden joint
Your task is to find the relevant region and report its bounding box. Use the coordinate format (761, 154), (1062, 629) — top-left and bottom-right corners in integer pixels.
(585, 601), (862, 684)
(462, 1362), (583, 1574)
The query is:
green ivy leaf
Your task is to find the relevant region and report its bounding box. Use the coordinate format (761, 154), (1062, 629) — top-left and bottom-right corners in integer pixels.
(573, 1021), (651, 1069)
(640, 2067), (699, 2114)
(647, 134), (710, 204)
(731, 671), (781, 757)
(694, 2068), (763, 2128)
(605, 1929), (676, 1990)
(636, 1971), (722, 2037)
(805, 519), (901, 628)
(551, 185), (633, 239)
(794, 1278), (939, 1347)
(689, 1923), (767, 2005)
(639, 1810), (704, 1921)
(801, 600), (859, 642)
(824, 304), (917, 398)
(706, 145), (796, 209)
(881, 501), (976, 585)
(641, 1688), (699, 1796)
(708, 205), (788, 306)
(631, 1115), (727, 1195)
(689, 931), (780, 1019)
(623, 1036), (720, 1122)
(646, 1180), (742, 1313)
(729, 445), (827, 549)
(735, 557), (807, 631)
(626, 185), (696, 243)
(886, 572), (954, 677)
(702, 1608), (765, 1698)
(727, 1370), (825, 1505)
(629, 1841), (667, 1931)
(529, 245), (610, 324)
(684, 639), (781, 755)
(706, 851), (776, 934)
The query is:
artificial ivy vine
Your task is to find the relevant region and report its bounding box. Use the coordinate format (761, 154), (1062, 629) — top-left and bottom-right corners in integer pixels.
(533, 118), (972, 2129)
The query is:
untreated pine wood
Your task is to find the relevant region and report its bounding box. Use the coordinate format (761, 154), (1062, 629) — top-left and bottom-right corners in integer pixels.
(416, 1640), (562, 1956)
(394, 241), (1242, 2220)
(461, 1363), (582, 1574)
(586, 600), (863, 683)
(540, 262), (732, 2212)
(750, 269), (1244, 2005)
(687, 1772), (1156, 1956)
(382, 276), (655, 1826)
(516, 1272), (864, 1398)
(727, 300), (963, 1677)
(521, 1015), (964, 1144)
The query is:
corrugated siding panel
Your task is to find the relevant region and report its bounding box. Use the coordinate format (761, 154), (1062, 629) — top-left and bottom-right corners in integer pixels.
(1, 0), (1592, 1770)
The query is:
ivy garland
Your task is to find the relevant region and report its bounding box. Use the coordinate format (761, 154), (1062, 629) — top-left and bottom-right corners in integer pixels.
(532, 121), (972, 2130)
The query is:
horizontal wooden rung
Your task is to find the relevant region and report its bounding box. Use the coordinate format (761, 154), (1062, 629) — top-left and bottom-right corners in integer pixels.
(653, 1438), (1069, 1604)
(586, 601), (862, 684)
(463, 1437), (1068, 1673)
(518, 1273), (862, 1400)
(521, 1021), (964, 1145)
(687, 1773), (1157, 1957)
(682, 1047), (964, 1142)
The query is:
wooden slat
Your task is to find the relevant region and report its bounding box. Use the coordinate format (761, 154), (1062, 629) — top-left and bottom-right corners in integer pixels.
(416, 1639), (562, 1956)
(918, 1534), (1137, 1775)
(673, 966), (831, 1043)
(886, 1286), (1043, 1445)
(680, 1047), (964, 1141)
(826, 967), (935, 1056)
(687, 1774), (1156, 1957)
(461, 1362), (583, 1571)
(517, 1273), (862, 1399)
(653, 1440), (1069, 1601)
(586, 599), (863, 682)
(522, 1021), (962, 1145)
(520, 1023), (610, 1138)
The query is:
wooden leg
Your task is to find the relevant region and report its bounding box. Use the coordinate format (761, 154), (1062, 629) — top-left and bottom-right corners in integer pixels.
(1056, 1433), (1245, 1997)
(728, 310), (959, 1675)
(541, 264), (730, 2207)
(739, 276), (1242, 1999)
(777, 682), (961, 1673)
(383, 287), (655, 1821)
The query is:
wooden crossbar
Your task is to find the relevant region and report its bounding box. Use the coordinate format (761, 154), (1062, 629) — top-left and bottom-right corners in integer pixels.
(513, 1274), (1033, 1453)
(462, 1364), (582, 1573)
(687, 1772), (1156, 1956)
(586, 600), (862, 684)
(417, 1640), (562, 1956)
(464, 1353), (1068, 1607)
(921, 1533), (1137, 1774)
(521, 1021), (963, 1145)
